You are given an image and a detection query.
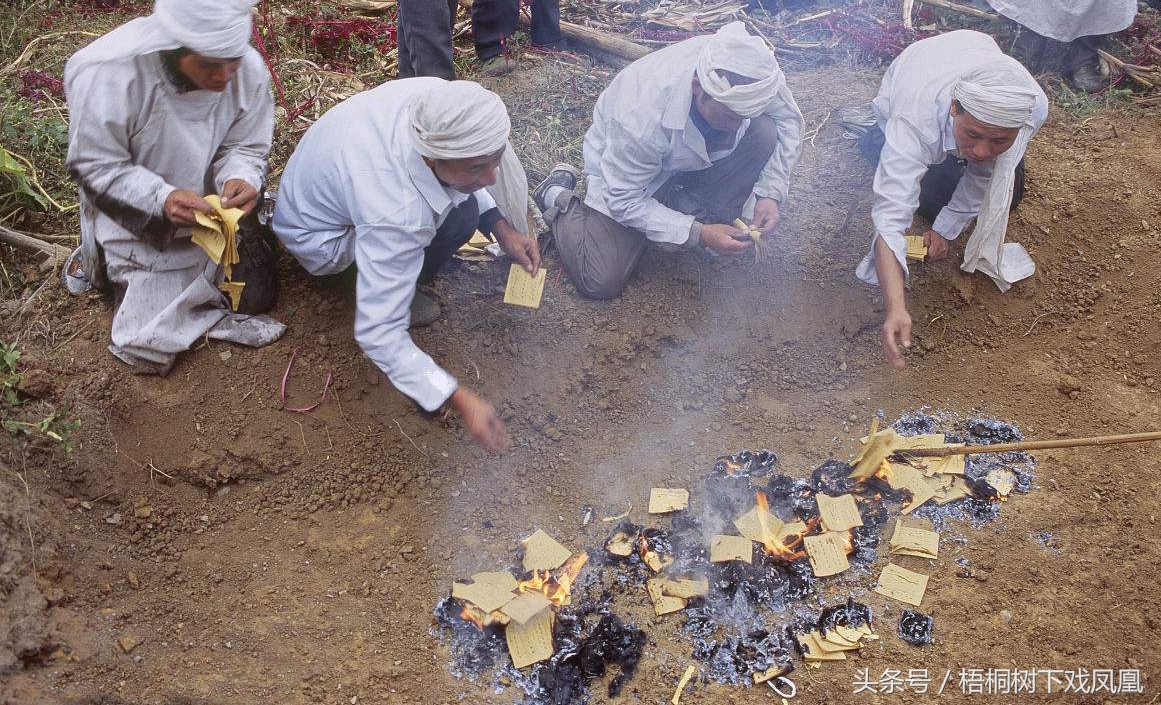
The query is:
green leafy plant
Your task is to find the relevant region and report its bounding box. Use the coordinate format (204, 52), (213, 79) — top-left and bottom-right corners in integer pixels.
(0, 342), (23, 406)
(0, 146), (47, 213)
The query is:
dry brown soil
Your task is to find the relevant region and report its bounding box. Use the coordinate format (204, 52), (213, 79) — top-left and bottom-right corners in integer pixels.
(2, 59), (1160, 705)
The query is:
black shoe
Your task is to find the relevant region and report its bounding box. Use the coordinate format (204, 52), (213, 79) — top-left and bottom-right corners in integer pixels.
(532, 163), (579, 214)
(1068, 60), (1105, 93)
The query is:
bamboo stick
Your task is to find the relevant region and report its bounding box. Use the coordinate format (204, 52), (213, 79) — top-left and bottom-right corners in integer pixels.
(902, 431), (1161, 458)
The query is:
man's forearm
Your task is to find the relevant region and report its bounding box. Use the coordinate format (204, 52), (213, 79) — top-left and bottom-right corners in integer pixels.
(70, 165), (176, 247)
(873, 234), (907, 312)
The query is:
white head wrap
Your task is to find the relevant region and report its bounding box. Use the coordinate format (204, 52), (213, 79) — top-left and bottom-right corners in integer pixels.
(409, 81), (512, 160)
(952, 60), (1040, 128)
(153, 0), (258, 59)
(65, 0), (258, 81)
(953, 58), (1043, 291)
(695, 21), (784, 118)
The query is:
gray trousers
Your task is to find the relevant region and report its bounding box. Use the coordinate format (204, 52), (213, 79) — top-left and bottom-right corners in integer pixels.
(553, 116), (778, 299)
(397, 0), (458, 79)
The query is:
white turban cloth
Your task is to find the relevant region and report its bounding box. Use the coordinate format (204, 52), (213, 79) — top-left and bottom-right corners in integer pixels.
(65, 0), (258, 75)
(952, 60), (1040, 129)
(153, 0), (259, 59)
(952, 59), (1042, 292)
(409, 81), (512, 160)
(695, 21), (785, 118)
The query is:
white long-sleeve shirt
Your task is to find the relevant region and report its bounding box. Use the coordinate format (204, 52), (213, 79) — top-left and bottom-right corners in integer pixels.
(582, 36), (804, 246)
(856, 30), (1048, 285)
(272, 78), (497, 412)
(984, 0), (1136, 43)
(66, 49), (272, 246)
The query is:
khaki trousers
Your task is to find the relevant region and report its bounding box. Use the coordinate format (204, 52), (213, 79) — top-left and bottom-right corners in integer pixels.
(553, 115), (778, 299)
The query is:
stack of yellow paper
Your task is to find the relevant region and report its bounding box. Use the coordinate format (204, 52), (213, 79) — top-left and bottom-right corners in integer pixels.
(192, 195), (246, 310)
(905, 234), (928, 261)
(796, 623), (879, 668)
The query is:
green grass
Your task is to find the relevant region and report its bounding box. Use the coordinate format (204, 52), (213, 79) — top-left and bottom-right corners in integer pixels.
(1051, 83), (1135, 119)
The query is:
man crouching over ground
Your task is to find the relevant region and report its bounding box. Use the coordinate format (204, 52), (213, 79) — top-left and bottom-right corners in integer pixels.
(851, 30), (1048, 369)
(63, 0), (285, 375)
(533, 21), (804, 299)
(273, 79), (540, 452)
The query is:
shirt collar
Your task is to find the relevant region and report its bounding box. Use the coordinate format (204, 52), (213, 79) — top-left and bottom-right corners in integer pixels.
(941, 111), (958, 155)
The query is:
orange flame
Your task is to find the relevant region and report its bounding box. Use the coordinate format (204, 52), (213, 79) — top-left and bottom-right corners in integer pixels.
(459, 605), (483, 628)
(637, 535), (670, 573)
(516, 551), (589, 607)
(874, 459), (894, 483)
(754, 491), (810, 561)
(459, 603), (507, 629)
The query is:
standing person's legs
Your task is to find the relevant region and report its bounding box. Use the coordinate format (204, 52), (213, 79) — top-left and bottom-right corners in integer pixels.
(419, 196), (481, 284)
(529, 0), (565, 48)
(396, 0), (457, 79)
(1064, 35), (1104, 92)
(551, 194), (648, 300)
(471, 0), (518, 62)
(663, 115), (779, 222)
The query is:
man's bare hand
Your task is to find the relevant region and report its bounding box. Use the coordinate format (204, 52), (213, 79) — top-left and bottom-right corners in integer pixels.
(449, 387), (511, 452)
(922, 229), (951, 261)
(494, 219), (541, 275)
(700, 223), (753, 256)
(164, 189), (215, 227)
(881, 306), (912, 370)
(751, 197), (781, 236)
(220, 178), (259, 214)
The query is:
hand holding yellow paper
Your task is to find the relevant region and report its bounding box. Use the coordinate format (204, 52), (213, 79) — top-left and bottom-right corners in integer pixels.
(733, 218), (765, 261)
(192, 195), (245, 274)
(192, 194), (247, 310)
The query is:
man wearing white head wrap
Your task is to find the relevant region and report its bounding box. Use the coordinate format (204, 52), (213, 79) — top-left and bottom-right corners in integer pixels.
(273, 79), (541, 453)
(532, 21), (804, 299)
(63, 0), (284, 375)
(852, 31), (1047, 370)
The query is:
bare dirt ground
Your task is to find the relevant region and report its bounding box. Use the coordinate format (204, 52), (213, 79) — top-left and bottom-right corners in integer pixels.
(3, 44), (1161, 705)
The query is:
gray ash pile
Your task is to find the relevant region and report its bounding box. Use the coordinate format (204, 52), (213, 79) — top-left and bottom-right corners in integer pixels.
(433, 415), (1034, 702)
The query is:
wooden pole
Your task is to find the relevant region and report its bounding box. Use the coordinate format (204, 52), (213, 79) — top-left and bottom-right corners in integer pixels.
(0, 224), (71, 262)
(914, 0), (999, 21)
(558, 20), (651, 63)
(902, 431), (1161, 458)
